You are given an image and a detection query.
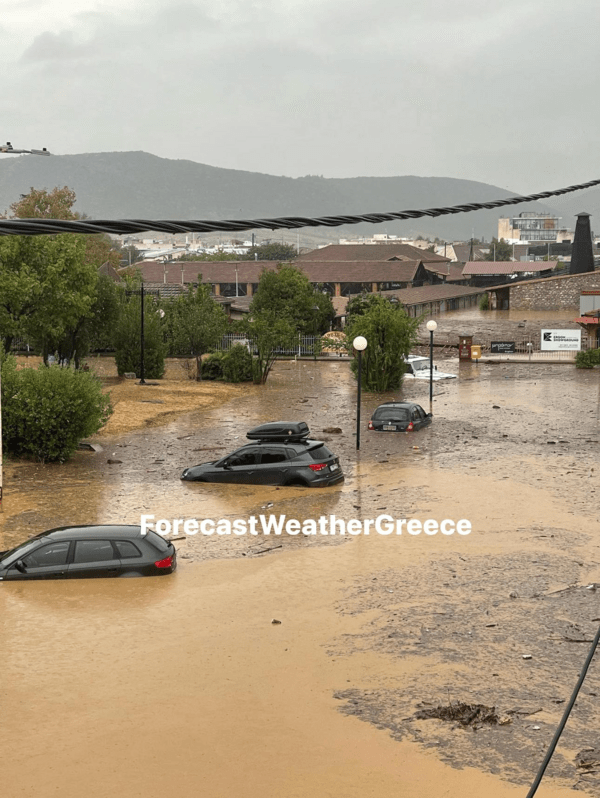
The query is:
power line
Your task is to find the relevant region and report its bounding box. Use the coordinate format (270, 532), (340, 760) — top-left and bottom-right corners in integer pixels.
(1, 177), (599, 236)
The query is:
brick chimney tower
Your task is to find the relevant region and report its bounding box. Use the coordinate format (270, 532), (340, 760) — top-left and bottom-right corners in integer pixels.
(569, 212), (595, 274)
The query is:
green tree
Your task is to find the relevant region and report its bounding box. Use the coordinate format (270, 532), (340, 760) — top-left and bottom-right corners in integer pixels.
(345, 295), (420, 391)
(0, 234), (97, 360)
(0, 235), (48, 352)
(243, 242), (298, 261)
(485, 238), (513, 261)
(10, 186), (78, 219)
(11, 186), (122, 271)
(114, 293), (166, 378)
(54, 275), (122, 367)
(243, 311), (297, 384)
(0, 187), (119, 357)
(165, 282), (229, 379)
(250, 264), (334, 335)
(345, 292), (399, 327)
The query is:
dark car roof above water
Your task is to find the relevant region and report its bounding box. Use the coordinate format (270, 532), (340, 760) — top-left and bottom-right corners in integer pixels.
(240, 438), (324, 448)
(31, 525), (145, 542)
(373, 402), (417, 412)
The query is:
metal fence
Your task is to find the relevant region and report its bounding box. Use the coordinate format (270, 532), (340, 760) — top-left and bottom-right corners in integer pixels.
(215, 333), (322, 356)
(475, 339), (592, 361)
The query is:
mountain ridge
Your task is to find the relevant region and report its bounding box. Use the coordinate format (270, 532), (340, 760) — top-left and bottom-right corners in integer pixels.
(0, 151), (594, 241)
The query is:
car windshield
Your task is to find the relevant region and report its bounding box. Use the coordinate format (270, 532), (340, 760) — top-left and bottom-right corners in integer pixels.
(0, 538), (45, 566)
(373, 407), (410, 421)
(410, 360), (428, 371)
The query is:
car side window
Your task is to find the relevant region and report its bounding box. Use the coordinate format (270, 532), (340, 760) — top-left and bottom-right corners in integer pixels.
(260, 449), (289, 464)
(411, 408), (420, 421)
(73, 540), (117, 564)
(23, 542), (70, 568)
(114, 541), (142, 559)
(227, 449), (259, 467)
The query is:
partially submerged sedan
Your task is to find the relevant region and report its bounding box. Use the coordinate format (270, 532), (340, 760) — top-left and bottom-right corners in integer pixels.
(0, 525), (177, 581)
(368, 402), (432, 432)
(181, 421), (344, 487)
(404, 355), (457, 381)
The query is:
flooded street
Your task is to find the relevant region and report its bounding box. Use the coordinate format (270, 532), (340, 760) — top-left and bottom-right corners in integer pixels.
(1, 346), (600, 797)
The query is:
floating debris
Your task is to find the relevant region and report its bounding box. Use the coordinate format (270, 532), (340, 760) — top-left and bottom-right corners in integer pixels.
(414, 701), (505, 728)
(576, 747), (600, 770)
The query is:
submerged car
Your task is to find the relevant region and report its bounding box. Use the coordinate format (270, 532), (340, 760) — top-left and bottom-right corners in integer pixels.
(404, 354), (457, 381)
(181, 421), (344, 487)
(368, 402), (432, 432)
(0, 525), (177, 581)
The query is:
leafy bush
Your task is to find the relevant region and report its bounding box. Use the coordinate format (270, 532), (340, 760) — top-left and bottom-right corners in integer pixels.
(222, 344), (253, 383)
(478, 293), (489, 310)
(1, 355), (112, 462)
(201, 352), (226, 380)
(575, 348), (600, 369)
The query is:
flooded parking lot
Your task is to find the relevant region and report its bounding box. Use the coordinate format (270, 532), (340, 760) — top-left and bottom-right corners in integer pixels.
(1, 348), (599, 797)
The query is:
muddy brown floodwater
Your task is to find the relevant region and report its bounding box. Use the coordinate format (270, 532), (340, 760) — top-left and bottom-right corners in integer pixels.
(1, 349), (600, 798)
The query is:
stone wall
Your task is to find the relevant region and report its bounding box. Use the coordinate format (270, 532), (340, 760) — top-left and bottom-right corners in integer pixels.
(508, 271), (600, 310)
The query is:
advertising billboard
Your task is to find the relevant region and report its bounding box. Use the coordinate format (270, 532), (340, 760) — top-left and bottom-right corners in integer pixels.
(490, 341), (515, 354)
(541, 329), (581, 351)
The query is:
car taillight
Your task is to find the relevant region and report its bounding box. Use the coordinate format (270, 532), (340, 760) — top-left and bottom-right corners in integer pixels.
(155, 555), (173, 568)
(407, 422), (414, 431)
(309, 463), (327, 472)
(368, 421), (374, 429)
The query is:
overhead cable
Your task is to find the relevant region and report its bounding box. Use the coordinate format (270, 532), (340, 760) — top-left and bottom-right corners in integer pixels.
(0, 177), (599, 236)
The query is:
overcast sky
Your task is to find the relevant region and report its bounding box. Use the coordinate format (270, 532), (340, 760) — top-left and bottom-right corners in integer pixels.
(2, 0), (599, 194)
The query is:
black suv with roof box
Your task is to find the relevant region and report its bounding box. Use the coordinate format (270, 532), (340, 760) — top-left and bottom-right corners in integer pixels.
(180, 422), (344, 487)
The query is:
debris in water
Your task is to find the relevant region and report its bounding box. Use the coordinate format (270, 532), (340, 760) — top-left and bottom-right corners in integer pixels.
(576, 747), (600, 770)
(414, 701), (505, 728)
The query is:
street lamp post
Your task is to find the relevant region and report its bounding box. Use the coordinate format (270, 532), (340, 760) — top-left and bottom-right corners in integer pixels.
(140, 282), (146, 384)
(0, 142), (52, 514)
(353, 336), (368, 450)
(125, 284), (161, 385)
(426, 320), (438, 405)
(312, 304), (320, 360)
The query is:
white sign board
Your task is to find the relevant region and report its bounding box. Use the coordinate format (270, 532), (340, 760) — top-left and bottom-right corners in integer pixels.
(541, 329), (581, 351)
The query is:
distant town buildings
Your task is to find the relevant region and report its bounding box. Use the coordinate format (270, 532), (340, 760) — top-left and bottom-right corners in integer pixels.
(497, 212), (573, 244)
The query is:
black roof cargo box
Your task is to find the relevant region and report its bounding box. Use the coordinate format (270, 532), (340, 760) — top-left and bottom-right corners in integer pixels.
(246, 421), (310, 442)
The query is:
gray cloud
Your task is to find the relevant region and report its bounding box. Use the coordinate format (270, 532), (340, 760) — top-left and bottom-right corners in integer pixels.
(22, 29), (96, 61)
(3, 0), (600, 194)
